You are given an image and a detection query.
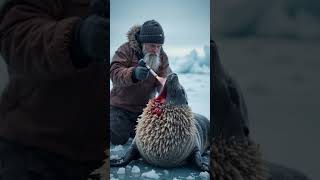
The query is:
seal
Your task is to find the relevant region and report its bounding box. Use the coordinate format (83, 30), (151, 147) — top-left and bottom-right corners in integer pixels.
(211, 40), (311, 180)
(110, 73), (210, 171)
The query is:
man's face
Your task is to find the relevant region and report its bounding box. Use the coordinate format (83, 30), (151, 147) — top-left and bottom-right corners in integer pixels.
(142, 43), (161, 71)
(143, 43), (162, 55)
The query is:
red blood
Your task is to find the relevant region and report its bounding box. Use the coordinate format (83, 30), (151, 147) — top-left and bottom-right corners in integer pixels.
(151, 107), (162, 116)
(155, 97), (165, 104)
(152, 85), (167, 117)
(151, 98), (165, 117)
(155, 86), (167, 102)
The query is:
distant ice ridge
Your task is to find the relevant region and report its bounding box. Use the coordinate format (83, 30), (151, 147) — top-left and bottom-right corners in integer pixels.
(214, 0), (320, 39)
(169, 45), (210, 74)
(110, 45), (210, 74)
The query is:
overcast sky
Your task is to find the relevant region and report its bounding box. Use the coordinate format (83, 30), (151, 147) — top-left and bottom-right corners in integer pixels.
(110, 0), (210, 57)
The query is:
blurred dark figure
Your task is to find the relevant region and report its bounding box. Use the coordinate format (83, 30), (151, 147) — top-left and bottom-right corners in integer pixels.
(0, 0), (109, 179)
(212, 0), (320, 178)
(211, 40), (311, 180)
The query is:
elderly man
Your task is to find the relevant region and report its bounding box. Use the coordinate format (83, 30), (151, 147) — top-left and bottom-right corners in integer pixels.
(110, 20), (172, 145)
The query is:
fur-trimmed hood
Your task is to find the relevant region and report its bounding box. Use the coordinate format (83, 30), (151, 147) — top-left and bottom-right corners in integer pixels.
(126, 25), (143, 54)
(110, 25), (172, 113)
(126, 24), (166, 56)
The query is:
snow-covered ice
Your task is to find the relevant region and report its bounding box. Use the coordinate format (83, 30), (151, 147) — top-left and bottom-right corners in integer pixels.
(163, 170), (169, 176)
(111, 145), (124, 152)
(116, 168), (125, 175)
(141, 169), (160, 179)
(186, 175), (196, 180)
(116, 167), (126, 179)
(131, 166), (140, 174)
(199, 172), (210, 180)
(110, 155), (119, 159)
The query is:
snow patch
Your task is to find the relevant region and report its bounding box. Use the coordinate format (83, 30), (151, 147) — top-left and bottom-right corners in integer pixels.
(116, 168), (125, 175)
(111, 145), (124, 152)
(131, 166), (140, 174)
(110, 155), (119, 159)
(163, 169), (169, 176)
(186, 175), (196, 180)
(141, 169), (160, 179)
(199, 171), (210, 179)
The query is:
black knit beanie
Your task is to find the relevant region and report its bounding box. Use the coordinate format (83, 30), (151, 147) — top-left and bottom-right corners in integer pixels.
(138, 20), (164, 44)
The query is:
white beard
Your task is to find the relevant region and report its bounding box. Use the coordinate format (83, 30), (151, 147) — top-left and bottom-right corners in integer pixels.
(143, 46), (161, 72)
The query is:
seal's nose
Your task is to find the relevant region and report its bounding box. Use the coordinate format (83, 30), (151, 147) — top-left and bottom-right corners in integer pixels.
(167, 73), (178, 83)
(167, 73), (177, 79)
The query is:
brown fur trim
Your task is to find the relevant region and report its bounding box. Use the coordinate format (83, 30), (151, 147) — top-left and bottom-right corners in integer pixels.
(126, 24), (142, 54)
(211, 137), (270, 180)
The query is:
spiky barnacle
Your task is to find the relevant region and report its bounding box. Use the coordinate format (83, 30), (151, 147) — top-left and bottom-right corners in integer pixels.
(135, 99), (197, 167)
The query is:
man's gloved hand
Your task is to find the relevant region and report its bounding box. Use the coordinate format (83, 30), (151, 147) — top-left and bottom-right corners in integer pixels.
(132, 59), (150, 81)
(71, 0), (109, 67)
(138, 58), (147, 67)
